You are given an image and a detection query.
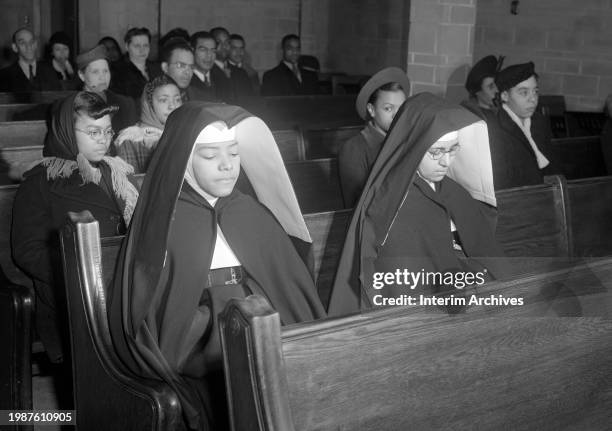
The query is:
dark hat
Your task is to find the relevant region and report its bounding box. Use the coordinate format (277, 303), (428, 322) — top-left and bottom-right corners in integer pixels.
(465, 55), (499, 95)
(76, 44), (108, 71)
(356, 67), (410, 120)
(496, 61), (536, 93)
(49, 31), (71, 49)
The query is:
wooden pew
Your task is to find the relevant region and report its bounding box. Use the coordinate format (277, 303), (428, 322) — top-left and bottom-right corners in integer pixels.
(302, 125), (361, 159)
(0, 91), (75, 104)
(286, 158), (345, 213)
(567, 175), (612, 257)
(549, 135), (606, 180)
(220, 260), (612, 431)
(0, 280), (33, 420)
(0, 103), (50, 121)
(0, 121), (47, 148)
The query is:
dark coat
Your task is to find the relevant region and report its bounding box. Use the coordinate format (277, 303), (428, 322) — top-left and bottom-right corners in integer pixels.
(488, 107), (556, 190)
(261, 62), (318, 96)
(228, 63), (256, 103)
(186, 64), (232, 102)
(338, 123), (386, 208)
(11, 166), (126, 362)
(110, 57), (162, 101)
(42, 59), (81, 91)
(105, 89), (138, 133)
(0, 61), (61, 92)
(460, 98), (497, 122)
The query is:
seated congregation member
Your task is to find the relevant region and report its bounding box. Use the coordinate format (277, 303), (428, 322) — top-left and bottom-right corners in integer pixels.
(109, 102), (325, 430)
(159, 27), (191, 47)
(116, 75), (182, 173)
(11, 91), (138, 364)
(189, 31), (232, 102)
(461, 55), (502, 120)
(328, 93), (504, 316)
(228, 33), (260, 96)
(488, 62), (557, 190)
(338, 67), (409, 207)
(45, 31), (80, 90)
(261, 34), (318, 96)
(111, 27), (162, 102)
(160, 38), (196, 99)
(98, 36), (122, 63)
(76, 45), (138, 132)
(210, 26), (231, 78)
(0, 28), (60, 92)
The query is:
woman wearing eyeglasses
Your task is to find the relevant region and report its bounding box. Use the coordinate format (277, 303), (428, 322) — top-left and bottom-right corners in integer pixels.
(328, 93), (506, 316)
(11, 91), (139, 366)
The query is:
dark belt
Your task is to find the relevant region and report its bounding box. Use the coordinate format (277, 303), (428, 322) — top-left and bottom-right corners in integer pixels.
(207, 266), (244, 287)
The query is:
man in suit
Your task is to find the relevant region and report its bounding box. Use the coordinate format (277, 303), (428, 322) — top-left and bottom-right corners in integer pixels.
(227, 34), (258, 101)
(188, 31), (232, 102)
(0, 28), (60, 92)
(160, 37), (195, 96)
(261, 34), (318, 96)
(487, 62), (557, 190)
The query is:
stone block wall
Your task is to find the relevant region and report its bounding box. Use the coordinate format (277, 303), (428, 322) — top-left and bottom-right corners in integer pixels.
(474, 0), (612, 111)
(407, 0), (477, 102)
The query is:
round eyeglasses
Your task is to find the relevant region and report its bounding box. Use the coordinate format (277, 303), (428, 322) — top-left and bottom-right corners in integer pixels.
(75, 127), (115, 140)
(426, 144), (461, 160)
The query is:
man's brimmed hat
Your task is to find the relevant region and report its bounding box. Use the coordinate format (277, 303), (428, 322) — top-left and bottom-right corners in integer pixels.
(76, 44), (108, 71)
(356, 67), (410, 120)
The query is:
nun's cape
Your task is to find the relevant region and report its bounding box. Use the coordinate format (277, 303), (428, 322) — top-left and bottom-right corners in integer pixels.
(109, 102), (324, 430)
(328, 93), (504, 316)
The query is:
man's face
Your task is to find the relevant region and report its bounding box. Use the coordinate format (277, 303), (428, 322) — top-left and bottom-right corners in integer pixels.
(283, 38), (300, 64)
(78, 59), (110, 93)
(366, 89), (407, 134)
(126, 35), (150, 64)
(418, 138), (460, 183)
(194, 38), (216, 72)
(501, 76), (539, 119)
(12, 29), (37, 63)
(228, 39), (245, 65)
(476, 76), (497, 109)
(214, 32), (230, 61)
(162, 49), (195, 89)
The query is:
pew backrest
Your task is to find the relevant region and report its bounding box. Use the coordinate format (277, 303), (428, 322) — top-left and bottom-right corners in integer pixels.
(59, 211), (184, 431)
(286, 158), (345, 213)
(302, 125), (361, 159)
(0, 103), (50, 121)
(221, 263), (612, 431)
(0, 91), (74, 104)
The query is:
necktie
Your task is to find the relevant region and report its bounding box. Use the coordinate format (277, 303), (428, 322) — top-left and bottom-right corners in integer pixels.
(204, 73), (211, 87)
(292, 63), (302, 83)
(28, 64), (34, 81)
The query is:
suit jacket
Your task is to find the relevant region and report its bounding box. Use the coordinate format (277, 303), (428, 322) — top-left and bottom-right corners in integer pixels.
(0, 61), (61, 92)
(488, 107), (557, 190)
(228, 63), (256, 103)
(261, 62), (318, 96)
(110, 58), (162, 101)
(186, 64), (232, 102)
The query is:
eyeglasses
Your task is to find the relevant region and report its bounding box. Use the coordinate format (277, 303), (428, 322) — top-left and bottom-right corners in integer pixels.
(169, 62), (195, 71)
(75, 127), (115, 140)
(426, 144), (460, 160)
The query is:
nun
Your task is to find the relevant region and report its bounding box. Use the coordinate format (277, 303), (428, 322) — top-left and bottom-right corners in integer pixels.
(328, 93), (506, 316)
(109, 102), (325, 430)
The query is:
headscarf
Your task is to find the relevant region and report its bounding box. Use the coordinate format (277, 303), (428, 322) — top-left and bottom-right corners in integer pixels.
(139, 75), (178, 131)
(41, 92), (139, 224)
(328, 93), (502, 315)
(109, 102), (322, 430)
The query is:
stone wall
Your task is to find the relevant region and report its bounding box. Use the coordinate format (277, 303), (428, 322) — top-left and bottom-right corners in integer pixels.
(474, 0), (612, 111)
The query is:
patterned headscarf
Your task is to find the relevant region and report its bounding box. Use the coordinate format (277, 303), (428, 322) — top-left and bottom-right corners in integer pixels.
(139, 75), (181, 130)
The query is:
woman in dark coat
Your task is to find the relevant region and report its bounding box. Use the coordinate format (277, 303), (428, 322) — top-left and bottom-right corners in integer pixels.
(328, 93), (505, 316)
(11, 91), (138, 363)
(109, 102), (325, 430)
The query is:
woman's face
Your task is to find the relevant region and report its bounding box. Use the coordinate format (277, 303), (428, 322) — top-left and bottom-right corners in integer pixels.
(151, 84), (182, 125)
(78, 59), (110, 93)
(191, 139), (240, 200)
(74, 114), (113, 162)
(127, 35), (150, 63)
(367, 89), (406, 134)
(52, 43), (70, 64)
(418, 138), (460, 183)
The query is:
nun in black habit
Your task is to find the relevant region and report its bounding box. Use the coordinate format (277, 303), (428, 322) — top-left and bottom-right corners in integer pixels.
(109, 102), (325, 430)
(328, 93), (506, 316)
